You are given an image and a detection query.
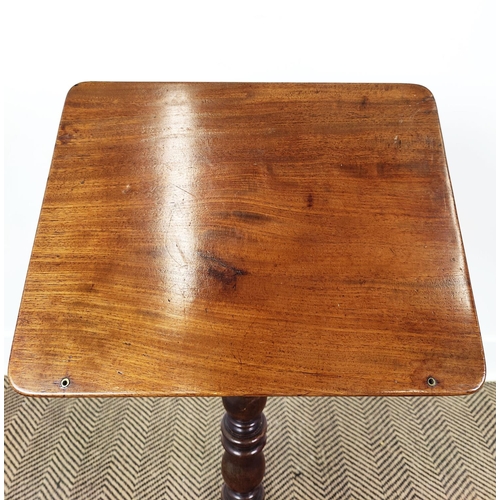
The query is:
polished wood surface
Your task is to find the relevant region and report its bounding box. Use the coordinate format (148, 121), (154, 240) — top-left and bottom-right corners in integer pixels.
(9, 82), (485, 397)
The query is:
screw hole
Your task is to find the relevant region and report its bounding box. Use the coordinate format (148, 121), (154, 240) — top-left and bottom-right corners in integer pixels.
(427, 376), (437, 387)
(60, 378), (70, 389)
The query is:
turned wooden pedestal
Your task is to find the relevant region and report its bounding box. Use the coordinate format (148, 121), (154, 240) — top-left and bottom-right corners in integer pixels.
(221, 397), (267, 499)
(8, 83), (485, 498)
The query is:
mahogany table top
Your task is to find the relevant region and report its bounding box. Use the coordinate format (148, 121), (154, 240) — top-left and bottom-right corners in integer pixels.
(9, 82), (485, 397)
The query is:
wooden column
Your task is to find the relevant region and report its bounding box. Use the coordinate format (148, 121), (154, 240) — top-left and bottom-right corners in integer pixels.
(221, 397), (267, 499)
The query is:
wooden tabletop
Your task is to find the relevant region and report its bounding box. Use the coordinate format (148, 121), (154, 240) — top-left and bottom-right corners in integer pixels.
(9, 82), (485, 397)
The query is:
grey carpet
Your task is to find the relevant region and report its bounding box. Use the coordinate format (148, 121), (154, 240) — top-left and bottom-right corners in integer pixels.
(4, 377), (495, 499)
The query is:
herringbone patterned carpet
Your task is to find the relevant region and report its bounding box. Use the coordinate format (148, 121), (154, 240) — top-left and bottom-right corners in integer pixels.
(4, 378), (495, 499)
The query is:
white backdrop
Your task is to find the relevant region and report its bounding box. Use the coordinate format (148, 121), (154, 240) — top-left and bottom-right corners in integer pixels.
(4, 0), (496, 379)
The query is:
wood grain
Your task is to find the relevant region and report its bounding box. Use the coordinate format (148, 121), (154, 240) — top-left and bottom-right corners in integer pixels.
(8, 82), (485, 397)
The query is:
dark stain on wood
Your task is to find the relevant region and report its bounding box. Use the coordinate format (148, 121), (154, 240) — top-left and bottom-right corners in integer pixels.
(232, 211), (270, 223)
(199, 252), (248, 287)
(58, 133), (74, 145)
